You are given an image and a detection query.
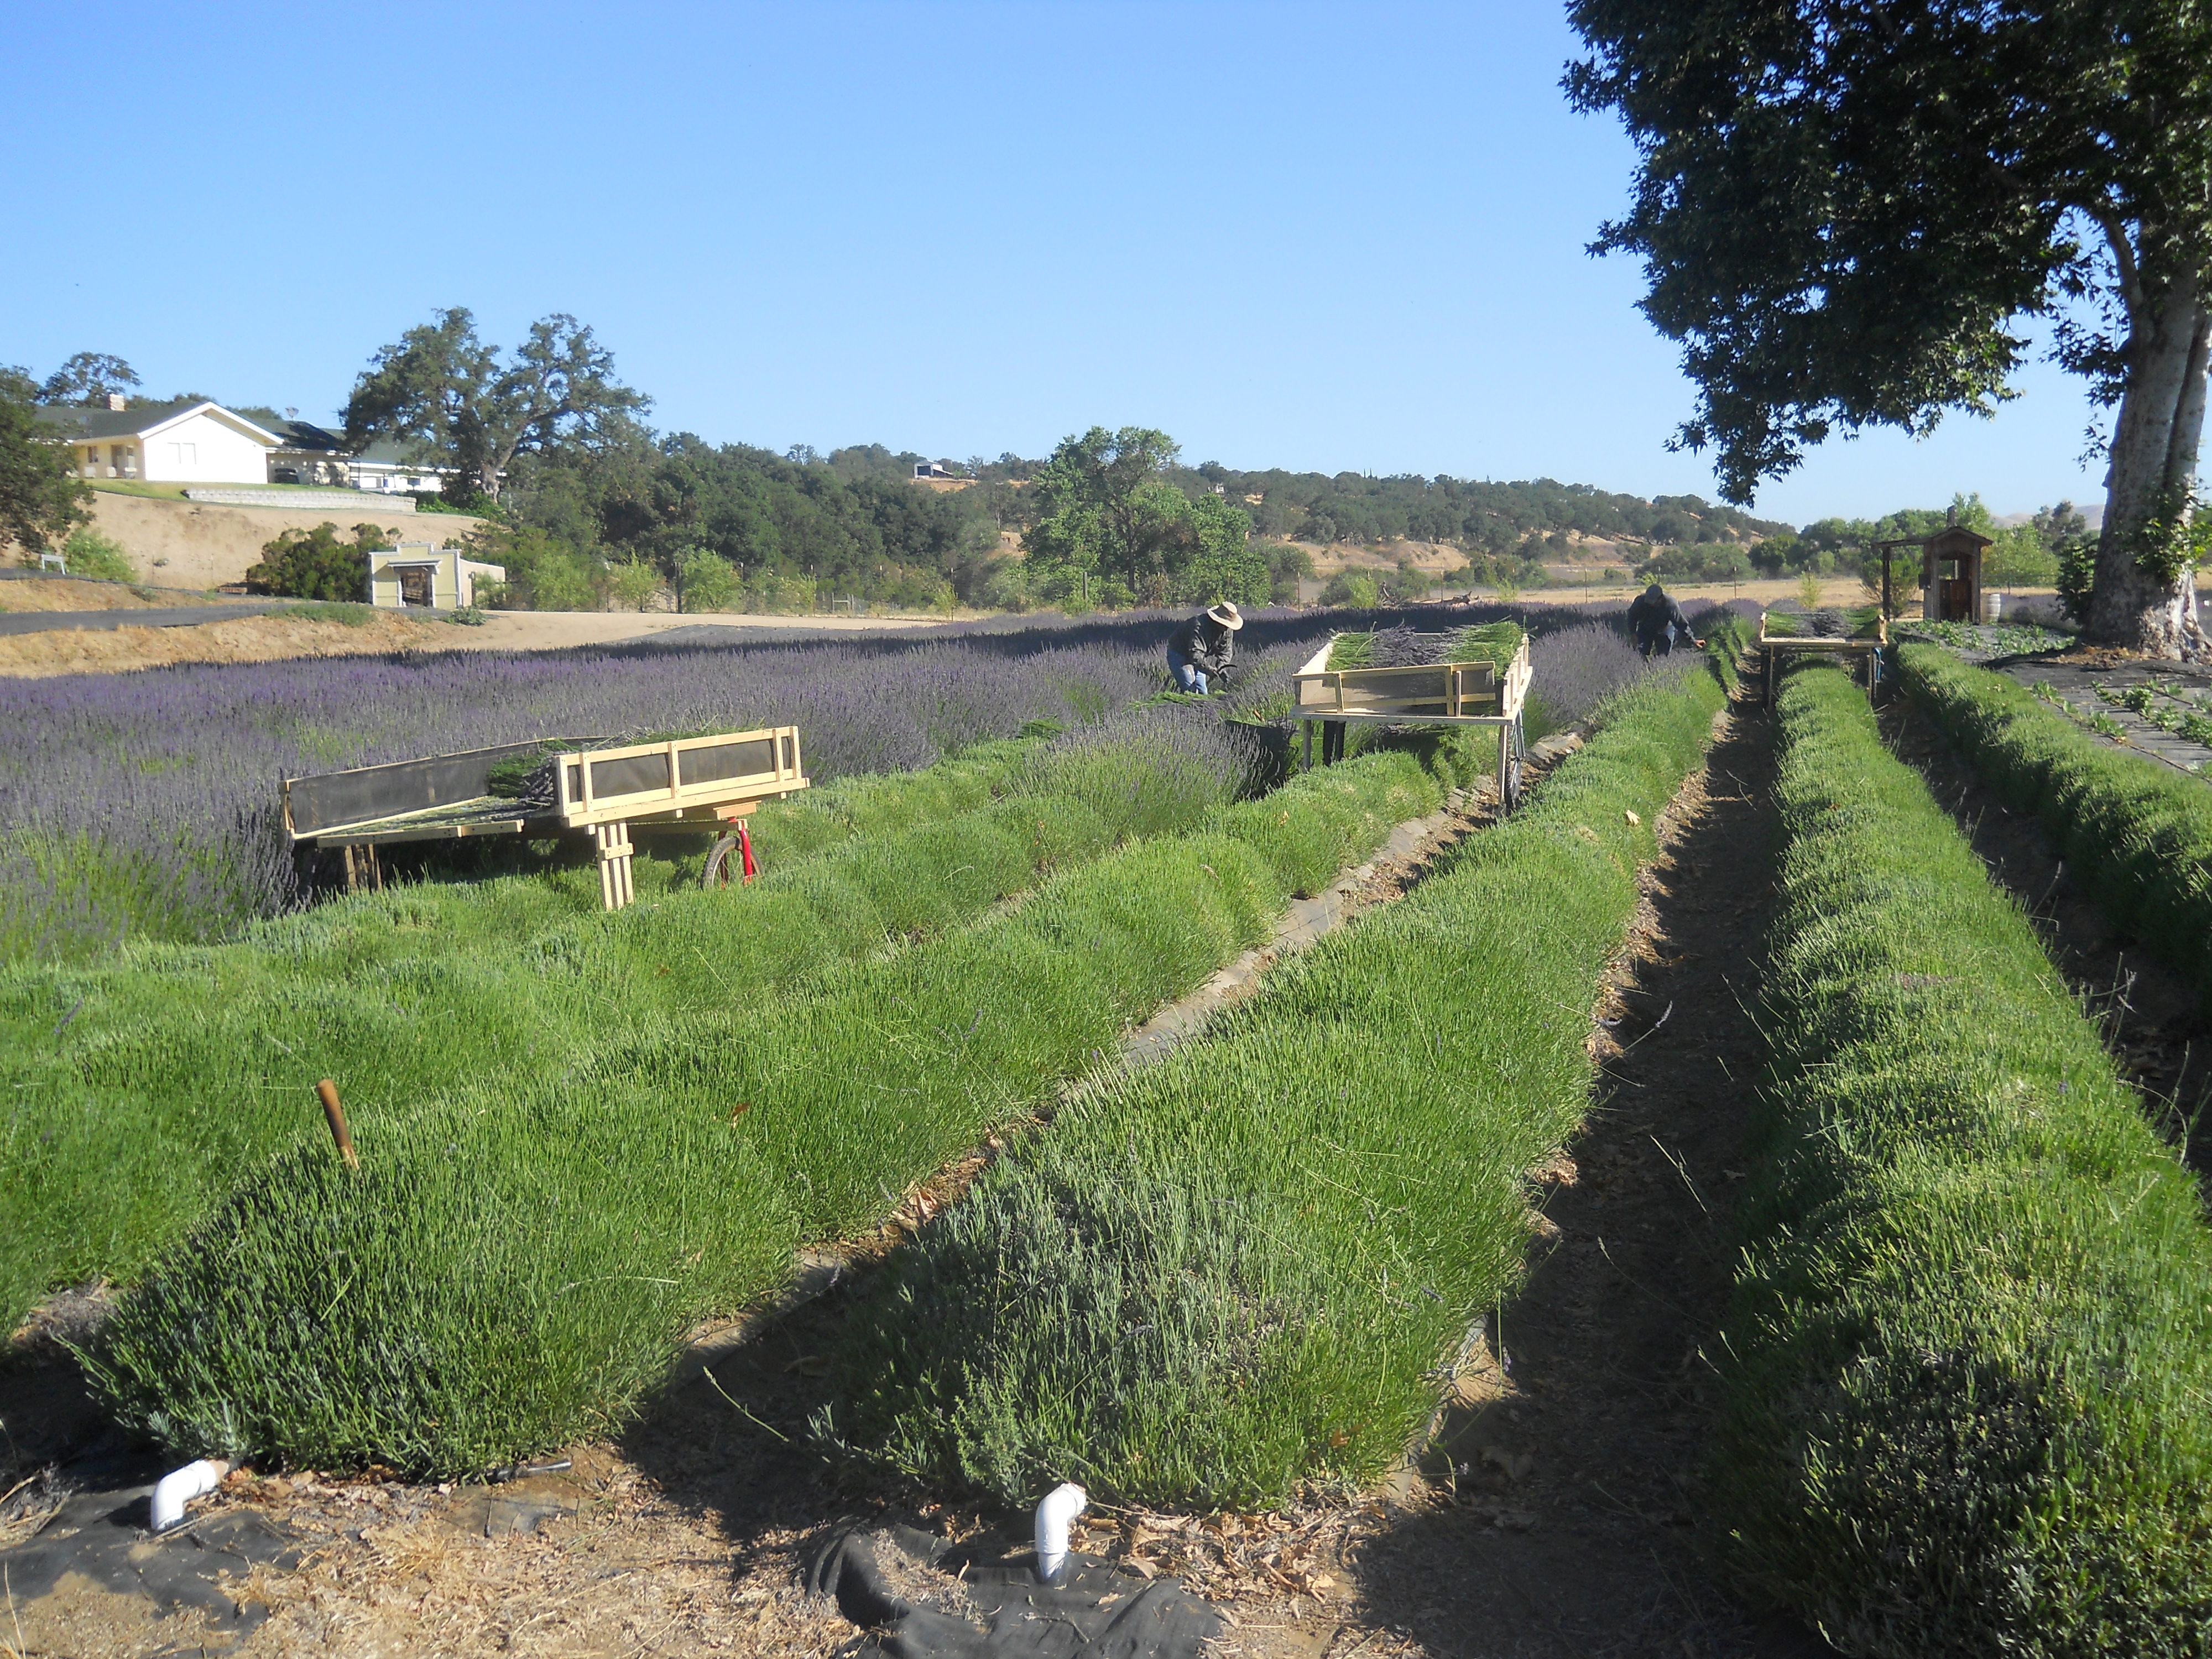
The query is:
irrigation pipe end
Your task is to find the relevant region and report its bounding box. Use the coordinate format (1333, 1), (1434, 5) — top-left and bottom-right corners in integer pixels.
(1034, 1481), (1088, 1584)
(149, 1458), (230, 1533)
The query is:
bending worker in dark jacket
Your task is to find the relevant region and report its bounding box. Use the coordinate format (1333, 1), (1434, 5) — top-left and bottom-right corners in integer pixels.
(1626, 583), (1700, 658)
(1166, 601), (1243, 693)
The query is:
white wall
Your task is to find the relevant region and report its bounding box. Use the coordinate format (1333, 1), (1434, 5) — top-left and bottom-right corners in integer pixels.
(138, 409), (274, 484)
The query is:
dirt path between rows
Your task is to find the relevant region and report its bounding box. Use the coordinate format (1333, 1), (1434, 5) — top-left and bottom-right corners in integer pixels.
(1368, 695), (1828, 1659)
(1881, 689), (2212, 1157)
(0, 700), (1827, 1657)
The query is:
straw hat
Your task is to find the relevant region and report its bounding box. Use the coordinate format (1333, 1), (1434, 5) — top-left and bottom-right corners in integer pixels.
(1206, 601), (1245, 630)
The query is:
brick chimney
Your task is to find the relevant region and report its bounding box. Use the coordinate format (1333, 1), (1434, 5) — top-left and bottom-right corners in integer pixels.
(107, 392), (128, 411)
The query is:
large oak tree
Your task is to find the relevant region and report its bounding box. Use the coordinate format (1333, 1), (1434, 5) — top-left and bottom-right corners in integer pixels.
(343, 309), (649, 500)
(1568, 1), (2212, 655)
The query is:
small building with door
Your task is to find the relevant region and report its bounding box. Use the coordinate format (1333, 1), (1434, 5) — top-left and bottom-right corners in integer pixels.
(368, 544), (504, 610)
(1919, 526), (1992, 622)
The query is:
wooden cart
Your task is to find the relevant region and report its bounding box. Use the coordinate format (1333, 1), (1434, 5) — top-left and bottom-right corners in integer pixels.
(283, 727), (810, 911)
(1757, 613), (1887, 704)
(1291, 634), (1535, 810)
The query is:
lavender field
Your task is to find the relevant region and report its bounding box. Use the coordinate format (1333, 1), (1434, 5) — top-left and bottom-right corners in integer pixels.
(0, 604), (1667, 961)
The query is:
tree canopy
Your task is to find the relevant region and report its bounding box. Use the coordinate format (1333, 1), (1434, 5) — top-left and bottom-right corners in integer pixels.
(38, 353), (141, 408)
(343, 309), (650, 500)
(1021, 427), (1269, 608)
(0, 368), (92, 559)
(1567, 0), (2212, 654)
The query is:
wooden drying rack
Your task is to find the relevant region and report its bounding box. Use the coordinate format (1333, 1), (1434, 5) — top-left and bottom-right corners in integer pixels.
(1757, 613), (1887, 704)
(1290, 634), (1535, 811)
(283, 727), (810, 911)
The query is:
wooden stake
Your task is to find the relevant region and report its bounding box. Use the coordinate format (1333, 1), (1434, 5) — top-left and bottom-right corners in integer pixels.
(315, 1078), (359, 1168)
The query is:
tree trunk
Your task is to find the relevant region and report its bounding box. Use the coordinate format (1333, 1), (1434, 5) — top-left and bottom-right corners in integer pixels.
(2088, 275), (2210, 657)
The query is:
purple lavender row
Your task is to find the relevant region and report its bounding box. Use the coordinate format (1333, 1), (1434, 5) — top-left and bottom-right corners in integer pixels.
(0, 604), (1669, 960)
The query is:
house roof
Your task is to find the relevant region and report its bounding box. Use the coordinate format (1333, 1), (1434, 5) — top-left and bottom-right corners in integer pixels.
(34, 400), (281, 447)
(252, 418), (445, 471)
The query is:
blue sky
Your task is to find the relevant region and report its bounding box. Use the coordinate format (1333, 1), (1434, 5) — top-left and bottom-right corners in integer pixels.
(2, 2), (2110, 525)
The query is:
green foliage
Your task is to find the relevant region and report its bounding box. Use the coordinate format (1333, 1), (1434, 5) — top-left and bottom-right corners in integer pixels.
(1323, 621), (1525, 675)
(2126, 484), (2212, 585)
(242, 523), (390, 602)
(1212, 468), (1785, 552)
(343, 307), (649, 500)
(1566, 2), (2212, 503)
(1897, 646), (2212, 1007)
(58, 526), (137, 583)
(0, 366), (93, 558)
(674, 546), (739, 613)
(1022, 427), (1267, 609)
(606, 557), (660, 612)
(36, 352), (140, 408)
(1318, 569), (1380, 608)
(72, 742), (1449, 1473)
(466, 524), (602, 612)
(1639, 542), (1751, 583)
(820, 665), (1726, 1507)
(1710, 663), (2212, 1655)
(0, 729), (1243, 1340)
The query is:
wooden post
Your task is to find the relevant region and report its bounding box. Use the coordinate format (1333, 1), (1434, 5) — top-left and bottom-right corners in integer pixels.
(314, 1078), (358, 1168)
(594, 822), (634, 910)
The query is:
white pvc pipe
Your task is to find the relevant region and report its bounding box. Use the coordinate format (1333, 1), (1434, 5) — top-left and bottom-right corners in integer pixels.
(149, 1458), (229, 1533)
(1034, 1481), (1087, 1583)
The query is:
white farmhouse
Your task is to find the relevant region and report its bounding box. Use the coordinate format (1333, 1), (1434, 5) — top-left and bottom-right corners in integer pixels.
(36, 397), (280, 484)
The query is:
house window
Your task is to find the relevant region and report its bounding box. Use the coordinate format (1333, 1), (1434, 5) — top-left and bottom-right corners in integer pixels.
(169, 441), (196, 468)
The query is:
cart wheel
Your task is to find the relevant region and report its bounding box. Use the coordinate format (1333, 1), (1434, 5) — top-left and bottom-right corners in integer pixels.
(702, 832), (741, 888)
(1503, 756), (1525, 813)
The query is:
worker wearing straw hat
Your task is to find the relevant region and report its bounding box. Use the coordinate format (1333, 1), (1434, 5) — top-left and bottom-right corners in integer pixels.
(1166, 601), (1243, 695)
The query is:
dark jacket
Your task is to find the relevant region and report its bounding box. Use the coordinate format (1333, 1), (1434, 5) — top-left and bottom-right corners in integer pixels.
(1626, 585), (1693, 641)
(1168, 614), (1235, 675)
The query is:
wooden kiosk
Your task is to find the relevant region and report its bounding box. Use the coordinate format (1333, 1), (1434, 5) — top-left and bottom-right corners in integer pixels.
(283, 727), (810, 911)
(1291, 633), (1535, 810)
(1872, 525), (1993, 623)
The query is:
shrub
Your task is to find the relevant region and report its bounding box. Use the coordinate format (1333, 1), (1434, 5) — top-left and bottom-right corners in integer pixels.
(59, 526), (138, 583)
(819, 658), (1728, 1507)
(1897, 645), (2212, 1008)
(607, 558), (660, 612)
(1708, 664), (2212, 1656)
(675, 546), (739, 613)
(2056, 535), (2099, 623)
(466, 525), (601, 612)
(243, 523), (388, 602)
(82, 746), (1446, 1474)
(1319, 569), (1380, 608)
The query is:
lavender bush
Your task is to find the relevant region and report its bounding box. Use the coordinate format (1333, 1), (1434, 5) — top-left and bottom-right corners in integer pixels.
(0, 602), (1676, 961)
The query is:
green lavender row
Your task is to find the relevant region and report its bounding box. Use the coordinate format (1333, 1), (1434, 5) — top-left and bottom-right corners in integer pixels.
(818, 656), (1728, 1507)
(0, 727), (1241, 1333)
(1897, 643), (2212, 1009)
(1710, 664), (2212, 1656)
(82, 744), (1452, 1474)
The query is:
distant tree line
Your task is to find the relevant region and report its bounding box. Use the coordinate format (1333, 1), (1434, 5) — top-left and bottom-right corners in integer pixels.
(1188, 463), (1790, 553)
